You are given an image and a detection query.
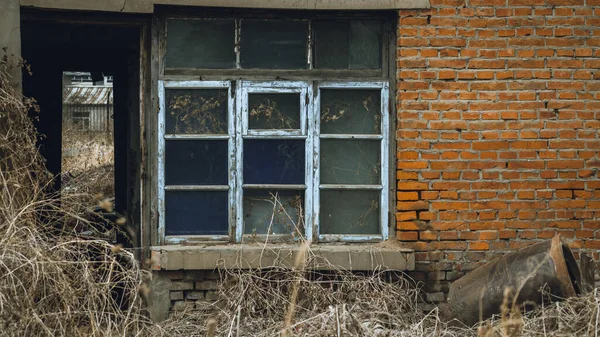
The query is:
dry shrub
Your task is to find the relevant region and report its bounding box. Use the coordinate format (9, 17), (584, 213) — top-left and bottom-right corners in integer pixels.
(477, 287), (600, 337)
(156, 262), (600, 337)
(61, 122), (114, 203)
(156, 241), (462, 337)
(0, 59), (152, 336)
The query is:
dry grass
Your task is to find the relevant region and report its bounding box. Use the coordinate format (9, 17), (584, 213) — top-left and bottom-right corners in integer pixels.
(2, 58), (600, 337)
(154, 264), (600, 337)
(61, 122), (114, 204)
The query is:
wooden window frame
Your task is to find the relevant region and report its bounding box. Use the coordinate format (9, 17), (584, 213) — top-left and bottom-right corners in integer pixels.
(158, 80), (388, 243)
(158, 11), (394, 80)
(315, 81), (389, 243)
(158, 80), (236, 245)
(154, 10), (396, 245)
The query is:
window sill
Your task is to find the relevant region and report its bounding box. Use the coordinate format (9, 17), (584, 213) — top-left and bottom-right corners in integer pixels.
(150, 242), (415, 271)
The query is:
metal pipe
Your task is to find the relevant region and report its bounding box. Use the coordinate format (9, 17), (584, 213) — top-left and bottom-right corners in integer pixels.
(445, 236), (581, 327)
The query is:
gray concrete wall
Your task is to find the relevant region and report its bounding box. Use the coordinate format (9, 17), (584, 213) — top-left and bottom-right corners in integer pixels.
(0, 0), (22, 92)
(20, 0), (430, 13)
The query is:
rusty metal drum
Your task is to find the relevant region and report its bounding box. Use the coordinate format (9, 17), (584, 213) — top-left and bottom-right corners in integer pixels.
(445, 236), (581, 326)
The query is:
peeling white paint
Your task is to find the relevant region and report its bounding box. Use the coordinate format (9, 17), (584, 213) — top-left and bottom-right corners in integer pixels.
(159, 79), (389, 244)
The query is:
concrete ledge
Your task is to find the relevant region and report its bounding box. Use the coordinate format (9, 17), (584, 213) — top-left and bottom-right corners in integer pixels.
(21, 0), (431, 13)
(151, 243), (415, 271)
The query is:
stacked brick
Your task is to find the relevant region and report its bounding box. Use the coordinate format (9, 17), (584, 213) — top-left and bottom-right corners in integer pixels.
(165, 271), (221, 311)
(396, 0), (600, 300)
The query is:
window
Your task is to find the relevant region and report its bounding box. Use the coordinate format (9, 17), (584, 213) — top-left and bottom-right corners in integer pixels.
(163, 17), (385, 71)
(71, 111), (91, 131)
(157, 13), (392, 244)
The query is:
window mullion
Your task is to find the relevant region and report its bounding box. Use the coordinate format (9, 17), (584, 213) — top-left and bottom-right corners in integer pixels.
(307, 20), (313, 70)
(157, 80), (166, 245)
(228, 81), (237, 241)
(235, 19), (241, 69)
(304, 83), (314, 242)
(234, 80), (244, 242)
(312, 84), (321, 242)
(380, 82), (390, 240)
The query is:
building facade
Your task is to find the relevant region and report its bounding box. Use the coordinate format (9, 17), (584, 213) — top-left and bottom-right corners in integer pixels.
(2, 0), (599, 320)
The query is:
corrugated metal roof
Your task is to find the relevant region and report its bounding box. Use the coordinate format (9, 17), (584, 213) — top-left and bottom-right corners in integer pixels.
(64, 86), (113, 105)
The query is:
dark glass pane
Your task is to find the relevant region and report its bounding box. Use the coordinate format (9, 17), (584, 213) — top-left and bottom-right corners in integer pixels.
(320, 89), (381, 134)
(320, 190), (379, 235)
(248, 93), (300, 130)
(243, 190), (304, 235)
(165, 89), (228, 134)
(314, 20), (382, 70)
(243, 139), (305, 184)
(314, 21), (350, 69)
(320, 140), (380, 185)
(166, 19), (235, 69)
(241, 20), (308, 69)
(165, 140), (228, 185)
(349, 21), (382, 69)
(165, 191), (228, 235)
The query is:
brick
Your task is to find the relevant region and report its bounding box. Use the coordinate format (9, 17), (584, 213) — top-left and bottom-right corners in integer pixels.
(397, 231), (419, 241)
(195, 280), (219, 291)
(469, 241), (490, 251)
(166, 270), (185, 280)
(397, 211), (418, 221)
(169, 291), (184, 301)
(185, 291), (205, 300)
(468, 59), (505, 69)
(419, 231), (439, 241)
(397, 221), (423, 231)
(397, 191), (420, 201)
(430, 241), (467, 250)
(170, 281), (194, 291)
(397, 201), (430, 211)
(421, 191), (440, 200)
(419, 212), (436, 221)
(397, 182), (429, 190)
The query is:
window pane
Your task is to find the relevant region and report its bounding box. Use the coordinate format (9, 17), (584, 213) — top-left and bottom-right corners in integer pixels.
(72, 111), (90, 118)
(166, 19), (236, 69)
(320, 140), (380, 185)
(320, 190), (380, 235)
(243, 190), (304, 235)
(165, 89), (228, 134)
(165, 191), (228, 235)
(320, 89), (381, 134)
(241, 20), (308, 69)
(165, 140), (228, 185)
(248, 93), (301, 130)
(244, 139), (305, 184)
(314, 20), (382, 69)
(349, 21), (382, 69)
(314, 21), (349, 69)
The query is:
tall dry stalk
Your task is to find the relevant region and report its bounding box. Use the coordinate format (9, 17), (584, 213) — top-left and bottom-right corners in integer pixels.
(281, 240), (310, 337)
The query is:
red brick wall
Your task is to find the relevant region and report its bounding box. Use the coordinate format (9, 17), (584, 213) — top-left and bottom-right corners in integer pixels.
(395, 1), (600, 298)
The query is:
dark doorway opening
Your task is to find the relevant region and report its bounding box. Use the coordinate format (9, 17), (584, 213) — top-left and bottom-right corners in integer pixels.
(20, 10), (148, 254)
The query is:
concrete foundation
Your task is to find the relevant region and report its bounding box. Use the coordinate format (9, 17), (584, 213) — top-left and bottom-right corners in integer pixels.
(152, 243), (415, 271)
